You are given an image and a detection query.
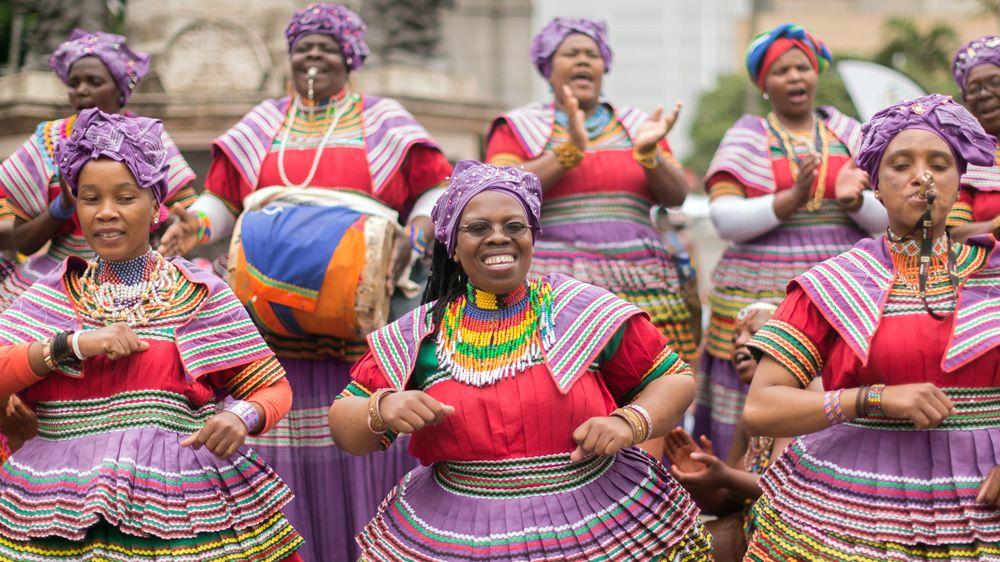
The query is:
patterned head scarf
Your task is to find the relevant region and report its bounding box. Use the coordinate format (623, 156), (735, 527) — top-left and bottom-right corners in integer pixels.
(735, 302), (778, 326)
(285, 2), (370, 71)
(49, 29), (150, 106)
(529, 17), (613, 79)
(952, 35), (1000, 97)
(432, 160), (543, 257)
(856, 94), (996, 189)
(745, 23), (831, 90)
(55, 108), (170, 203)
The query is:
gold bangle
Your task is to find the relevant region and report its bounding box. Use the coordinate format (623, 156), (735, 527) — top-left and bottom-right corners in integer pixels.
(553, 142), (584, 170)
(611, 407), (644, 445)
(41, 338), (55, 371)
(633, 145), (661, 170)
(367, 388), (396, 434)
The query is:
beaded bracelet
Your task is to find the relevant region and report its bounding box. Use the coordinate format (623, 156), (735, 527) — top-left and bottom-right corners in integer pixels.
(552, 142), (584, 169)
(823, 389), (848, 426)
(50, 331), (78, 367)
(367, 388), (396, 435)
(633, 146), (662, 170)
(41, 338), (55, 371)
(194, 211), (213, 246)
(49, 195), (74, 221)
(224, 400), (261, 433)
(71, 331), (85, 361)
(865, 384), (886, 417)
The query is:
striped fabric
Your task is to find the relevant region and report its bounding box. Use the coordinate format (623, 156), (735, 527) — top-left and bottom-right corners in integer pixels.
(961, 150), (1000, 192)
(620, 346), (691, 404)
(212, 94), (439, 196)
(366, 274), (644, 394)
(749, 320), (822, 387)
(792, 235), (1000, 371)
(0, 514), (302, 562)
(34, 390), (215, 439)
(948, 200), (975, 226)
(488, 102), (649, 159)
(433, 452), (615, 499)
(540, 192), (652, 227)
(227, 356), (286, 399)
(705, 106), (861, 195)
(748, 388), (1000, 561)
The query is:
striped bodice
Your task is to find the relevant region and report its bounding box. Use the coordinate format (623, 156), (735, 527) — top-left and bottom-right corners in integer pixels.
(270, 92), (364, 151)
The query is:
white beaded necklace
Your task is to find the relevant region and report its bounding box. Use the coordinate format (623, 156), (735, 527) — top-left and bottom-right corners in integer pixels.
(80, 250), (177, 326)
(277, 92), (353, 189)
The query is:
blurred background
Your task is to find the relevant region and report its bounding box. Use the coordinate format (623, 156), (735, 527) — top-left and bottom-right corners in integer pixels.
(0, 0), (997, 297)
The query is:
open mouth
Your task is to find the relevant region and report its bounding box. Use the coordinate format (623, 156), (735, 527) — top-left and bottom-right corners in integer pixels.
(569, 70), (595, 88)
(786, 87), (808, 104)
(94, 229), (126, 242)
(481, 253), (517, 272)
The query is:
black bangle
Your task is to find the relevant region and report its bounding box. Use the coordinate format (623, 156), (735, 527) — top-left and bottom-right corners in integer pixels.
(51, 331), (78, 367)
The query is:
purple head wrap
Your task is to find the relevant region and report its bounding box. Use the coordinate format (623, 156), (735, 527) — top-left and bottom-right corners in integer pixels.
(432, 160), (543, 257)
(856, 94), (997, 189)
(55, 108), (170, 203)
(285, 2), (370, 71)
(529, 17), (613, 78)
(49, 29), (150, 106)
(953, 35), (1000, 96)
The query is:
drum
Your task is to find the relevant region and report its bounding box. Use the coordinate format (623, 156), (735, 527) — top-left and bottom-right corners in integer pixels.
(228, 187), (401, 340)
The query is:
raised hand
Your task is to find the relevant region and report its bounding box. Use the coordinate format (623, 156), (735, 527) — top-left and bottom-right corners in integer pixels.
(634, 102), (683, 153)
(880, 382), (955, 429)
(379, 390), (455, 434)
(569, 415), (634, 462)
(835, 160), (868, 210)
(181, 411), (249, 459)
(156, 207), (200, 257)
(663, 427), (708, 473)
(557, 85), (588, 150)
(76, 323), (150, 361)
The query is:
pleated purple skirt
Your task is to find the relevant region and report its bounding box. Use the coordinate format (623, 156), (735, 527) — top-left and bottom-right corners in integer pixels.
(246, 357), (418, 562)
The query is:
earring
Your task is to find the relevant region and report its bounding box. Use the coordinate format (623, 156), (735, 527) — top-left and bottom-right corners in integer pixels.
(153, 214), (160, 225)
(762, 92), (770, 100)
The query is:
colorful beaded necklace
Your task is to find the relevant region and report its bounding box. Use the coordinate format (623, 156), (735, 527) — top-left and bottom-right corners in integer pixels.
(77, 249), (178, 326)
(436, 279), (555, 387)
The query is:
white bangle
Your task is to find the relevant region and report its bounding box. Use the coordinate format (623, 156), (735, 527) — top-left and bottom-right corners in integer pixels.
(71, 331), (85, 360)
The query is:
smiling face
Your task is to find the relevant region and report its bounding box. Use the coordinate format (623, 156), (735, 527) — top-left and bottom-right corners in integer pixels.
(66, 56), (122, 113)
(732, 309), (772, 384)
(964, 63), (1000, 136)
(453, 191), (534, 294)
(762, 47), (817, 122)
(290, 33), (349, 101)
(876, 128), (960, 239)
(76, 159), (158, 262)
(548, 33), (605, 113)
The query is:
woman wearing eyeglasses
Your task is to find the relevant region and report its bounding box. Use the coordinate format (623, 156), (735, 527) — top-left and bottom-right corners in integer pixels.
(949, 35), (1000, 240)
(328, 160), (713, 561)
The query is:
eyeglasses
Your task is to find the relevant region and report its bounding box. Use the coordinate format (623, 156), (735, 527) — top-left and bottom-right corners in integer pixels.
(965, 75), (1000, 100)
(458, 220), (530, 239)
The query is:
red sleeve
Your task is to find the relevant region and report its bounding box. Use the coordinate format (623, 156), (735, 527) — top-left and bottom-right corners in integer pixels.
(748, 285), (836, 387)
(485, 122), (531, 164)
(245, 378), (292, 434)
(0, 344), (43, 396)
(400, 144), (452, 205)
(342, 351), (395, 397)
(205, 150), (252, 213)
(706, 171), (747, 200)
(600, 316), (693, 405)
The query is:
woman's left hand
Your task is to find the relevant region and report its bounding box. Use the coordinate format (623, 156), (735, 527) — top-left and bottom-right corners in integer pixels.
(670, 449), (730, 488)
(977, 465), (1000, 506)
(634, 102), (683, 153)
(569, 415), (634, 462)
(180, 411), (248, 460)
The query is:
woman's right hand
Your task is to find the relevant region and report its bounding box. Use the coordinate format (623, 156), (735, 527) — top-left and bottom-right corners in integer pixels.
(792, 153), (819, 203)
(557, 85), (588, 150)
(76, 323), (150, 361)
(379, 390), (454, 434)
(880, 382), (955, 429)
(156, 207), (200, 257)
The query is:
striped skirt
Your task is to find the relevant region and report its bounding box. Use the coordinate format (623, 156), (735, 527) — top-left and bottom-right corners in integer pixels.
(358, 447), (713, 561)
(746, 388), (1000, 561)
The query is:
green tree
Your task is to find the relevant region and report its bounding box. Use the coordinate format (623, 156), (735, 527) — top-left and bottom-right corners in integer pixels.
(872, 17), (959, 99)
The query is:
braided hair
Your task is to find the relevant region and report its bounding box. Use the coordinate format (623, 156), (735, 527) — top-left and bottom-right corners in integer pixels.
(422, 240), (468, 333)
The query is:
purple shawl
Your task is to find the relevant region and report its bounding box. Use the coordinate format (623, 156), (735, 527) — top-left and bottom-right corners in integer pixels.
(211, 94), (439, 195)
(705, 106), (862, 194)
(0, 256), (273, 379)
(793, 234), (1000, 372)
(366, 273), (644, 393)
